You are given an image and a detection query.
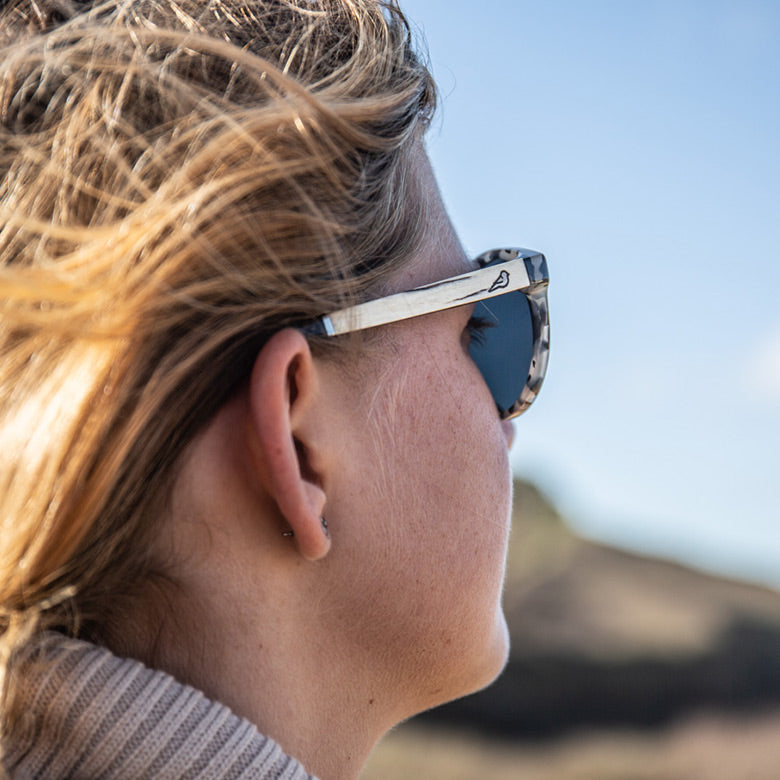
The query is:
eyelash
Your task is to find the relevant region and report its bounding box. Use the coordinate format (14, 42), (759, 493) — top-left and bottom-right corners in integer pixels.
(465, 314), (494, 346)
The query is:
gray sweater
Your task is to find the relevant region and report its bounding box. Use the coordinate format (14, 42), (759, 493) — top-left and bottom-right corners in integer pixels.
(2, 633), (319, 779)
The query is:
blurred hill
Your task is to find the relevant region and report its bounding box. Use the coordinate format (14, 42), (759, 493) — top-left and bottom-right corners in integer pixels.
(420, 479), (780, 738)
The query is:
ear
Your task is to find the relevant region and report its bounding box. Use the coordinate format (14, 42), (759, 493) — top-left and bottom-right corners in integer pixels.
(248, 328), (330, 561)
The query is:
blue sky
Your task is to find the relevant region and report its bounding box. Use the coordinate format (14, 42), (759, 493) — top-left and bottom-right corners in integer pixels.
(401, 0), (780, 586)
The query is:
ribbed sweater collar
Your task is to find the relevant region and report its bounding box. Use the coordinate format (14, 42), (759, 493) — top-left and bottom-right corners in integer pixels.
(4, 633), (319, 780)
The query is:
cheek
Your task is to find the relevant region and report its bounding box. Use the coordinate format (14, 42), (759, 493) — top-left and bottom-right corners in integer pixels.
(376, 349), (513, 687)
(325, 332), (513, 703)
(381, 342), (513, 588)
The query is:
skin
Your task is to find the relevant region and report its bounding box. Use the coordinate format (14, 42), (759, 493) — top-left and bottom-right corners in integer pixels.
(144, 148), (515, 780)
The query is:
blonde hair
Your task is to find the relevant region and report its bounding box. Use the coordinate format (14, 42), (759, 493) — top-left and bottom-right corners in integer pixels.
(0, 0), (434, 736)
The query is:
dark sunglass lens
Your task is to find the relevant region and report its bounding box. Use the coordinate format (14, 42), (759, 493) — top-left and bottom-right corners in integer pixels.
(468, 292), (533, 418)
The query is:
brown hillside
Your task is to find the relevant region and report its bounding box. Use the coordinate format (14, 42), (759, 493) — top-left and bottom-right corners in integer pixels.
(506, 479), (780, 661)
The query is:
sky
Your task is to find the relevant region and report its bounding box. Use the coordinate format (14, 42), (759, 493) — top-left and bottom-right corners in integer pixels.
(400, 0), (780, 587)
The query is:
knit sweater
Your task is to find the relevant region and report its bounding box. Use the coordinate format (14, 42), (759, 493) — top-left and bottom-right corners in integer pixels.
(3, 633), (320, 779)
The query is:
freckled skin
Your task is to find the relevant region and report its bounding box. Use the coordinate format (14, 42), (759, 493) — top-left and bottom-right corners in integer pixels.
(316, 149), (514, 714)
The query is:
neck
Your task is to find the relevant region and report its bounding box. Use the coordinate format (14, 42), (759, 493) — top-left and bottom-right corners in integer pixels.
(119, 589), (393, 780)
(111, 394), (413, 780)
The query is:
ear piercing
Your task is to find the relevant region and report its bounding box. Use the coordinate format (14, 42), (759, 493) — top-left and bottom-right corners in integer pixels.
(280, 517), (328, 539)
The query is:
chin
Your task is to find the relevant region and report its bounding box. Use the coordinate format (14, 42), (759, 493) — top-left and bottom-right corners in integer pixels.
(469, 611), (511, 694)
(434, 609), (511, 711)
(395, 611), (510, 726)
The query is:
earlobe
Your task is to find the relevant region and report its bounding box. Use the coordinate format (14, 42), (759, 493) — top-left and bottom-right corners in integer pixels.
(248, 329), (331, 561)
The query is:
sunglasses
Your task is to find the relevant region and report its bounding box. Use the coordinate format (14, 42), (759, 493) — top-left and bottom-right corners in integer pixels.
(302, 248), (549, 420)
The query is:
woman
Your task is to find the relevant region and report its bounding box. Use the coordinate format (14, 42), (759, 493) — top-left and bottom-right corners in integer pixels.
(0, 0), (549, 777)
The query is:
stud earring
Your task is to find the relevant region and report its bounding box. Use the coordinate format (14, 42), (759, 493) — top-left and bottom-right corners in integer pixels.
(282, 519), (328, 540)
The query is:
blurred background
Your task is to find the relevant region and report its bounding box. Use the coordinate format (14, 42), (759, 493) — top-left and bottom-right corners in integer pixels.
(362, 1), (780, 778)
